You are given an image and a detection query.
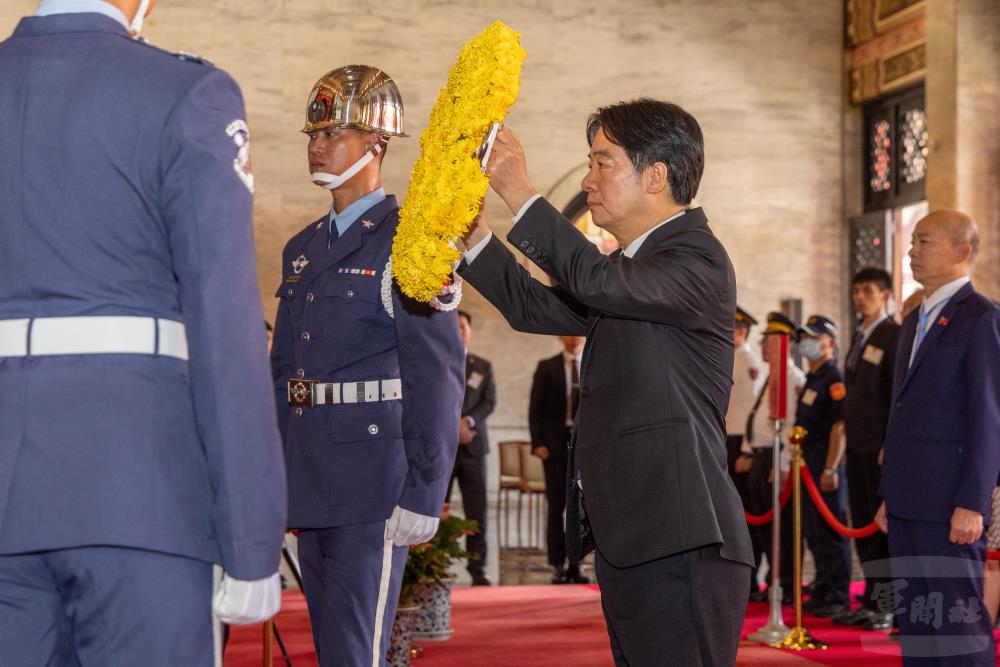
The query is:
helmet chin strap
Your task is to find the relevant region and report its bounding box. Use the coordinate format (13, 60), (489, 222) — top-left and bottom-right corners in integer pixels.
(311, 141), (385, 191)
(130, 0), (151, 36)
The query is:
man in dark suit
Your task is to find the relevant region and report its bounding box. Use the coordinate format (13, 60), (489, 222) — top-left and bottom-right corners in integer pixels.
(876, 210), (1000, 666)
(835, 267), (899, 630)
(460, 100), (753, 666)
(449, 310), (496, 586)
(529, 335), (590, 584)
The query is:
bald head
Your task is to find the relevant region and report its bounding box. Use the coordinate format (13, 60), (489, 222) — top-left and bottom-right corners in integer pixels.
(909, 209), (979, 294)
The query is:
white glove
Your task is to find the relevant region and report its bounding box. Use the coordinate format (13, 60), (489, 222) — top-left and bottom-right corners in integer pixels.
(385, 506), (439, 546)
(213, 572), (281, 625)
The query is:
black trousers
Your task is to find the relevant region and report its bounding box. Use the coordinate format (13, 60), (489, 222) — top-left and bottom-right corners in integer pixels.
(802, 448), (851, 606)
(726, 434), (756, 588)
(448, 446), (487, 575)
(846, 450), (891, 609)
(748, 448), (795, 593)
(542, 445), (574, 569)
(595, 544), (749, 667)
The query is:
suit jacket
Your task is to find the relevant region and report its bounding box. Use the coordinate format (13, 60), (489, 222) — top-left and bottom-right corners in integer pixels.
(460, 198), (753, 569)
(529, 353), (573, 459)
(844, 318), (899, 454)
(271, 197), (465, 528)
(462, 353), (496, 456)
(0, 14), (285, 580)
(881, 282), (1000, 522)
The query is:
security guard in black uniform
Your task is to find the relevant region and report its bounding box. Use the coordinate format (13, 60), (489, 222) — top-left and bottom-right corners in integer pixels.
(795, 315), (851, 618)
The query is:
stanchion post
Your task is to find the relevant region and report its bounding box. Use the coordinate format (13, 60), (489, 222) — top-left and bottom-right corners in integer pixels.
(749, 418), (791, 643)
(772, 426), (827, 651)
(263, 619), (274, 665)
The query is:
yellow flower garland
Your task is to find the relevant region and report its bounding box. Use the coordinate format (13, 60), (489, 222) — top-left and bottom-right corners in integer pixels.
(392, 21), (526, 302)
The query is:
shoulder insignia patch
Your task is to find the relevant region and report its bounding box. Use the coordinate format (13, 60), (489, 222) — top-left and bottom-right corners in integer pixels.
(829, 382), (846, 401)
(176, 51), (214, 67)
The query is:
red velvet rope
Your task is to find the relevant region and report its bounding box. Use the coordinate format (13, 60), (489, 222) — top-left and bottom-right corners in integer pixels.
(744, 467), (795, 526)
(743, 461), (1000, 560)
(798, 463), (881, 538)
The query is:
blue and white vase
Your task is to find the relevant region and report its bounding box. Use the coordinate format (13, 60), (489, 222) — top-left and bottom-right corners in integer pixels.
(409, 578), (455, 641)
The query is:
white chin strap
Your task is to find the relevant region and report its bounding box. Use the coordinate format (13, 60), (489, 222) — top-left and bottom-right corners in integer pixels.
(311, 142), (384, 191)
(130, 0), (151, 36)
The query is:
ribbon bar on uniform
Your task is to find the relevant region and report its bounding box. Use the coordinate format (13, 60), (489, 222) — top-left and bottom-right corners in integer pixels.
(287, 378), (403, 407)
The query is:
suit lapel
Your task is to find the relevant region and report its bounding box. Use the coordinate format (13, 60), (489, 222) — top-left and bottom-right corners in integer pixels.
(897, 283), (973, 395)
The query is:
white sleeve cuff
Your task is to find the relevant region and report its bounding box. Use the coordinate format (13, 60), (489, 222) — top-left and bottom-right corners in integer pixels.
(512, 194), (543, 224)
(463, 231), (493, 265)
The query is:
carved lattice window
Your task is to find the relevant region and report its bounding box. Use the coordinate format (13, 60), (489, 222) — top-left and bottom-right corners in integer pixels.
(863, 85), (925, 212)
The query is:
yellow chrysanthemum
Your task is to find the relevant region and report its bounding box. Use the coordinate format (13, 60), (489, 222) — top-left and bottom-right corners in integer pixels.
(392, 21), (526, 302)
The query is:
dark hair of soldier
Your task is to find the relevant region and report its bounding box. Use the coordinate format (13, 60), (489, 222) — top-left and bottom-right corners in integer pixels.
(851, 266), (892, 292)
(585, 98), (705, 206)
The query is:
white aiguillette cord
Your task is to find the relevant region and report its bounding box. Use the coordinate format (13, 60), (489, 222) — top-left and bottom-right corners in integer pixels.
(311, 141), (385, 191)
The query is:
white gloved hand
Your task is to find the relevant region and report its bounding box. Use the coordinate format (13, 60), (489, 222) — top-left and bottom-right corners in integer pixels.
(385, 506), (440, 547)
(213, 572), (281, 625)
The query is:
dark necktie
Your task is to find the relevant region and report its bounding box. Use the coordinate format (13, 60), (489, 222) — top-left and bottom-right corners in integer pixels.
(570, 358), (580, 420)
(326, 218), (339, 250)
(845, 331), (863, 371)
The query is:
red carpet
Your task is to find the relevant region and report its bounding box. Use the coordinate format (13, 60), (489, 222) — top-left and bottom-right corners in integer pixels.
(225, 585), (1000, 666)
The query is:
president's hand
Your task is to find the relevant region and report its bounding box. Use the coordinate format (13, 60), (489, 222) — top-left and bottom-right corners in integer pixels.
(484, 126), (538, 215)
(950, 507), (984, 544)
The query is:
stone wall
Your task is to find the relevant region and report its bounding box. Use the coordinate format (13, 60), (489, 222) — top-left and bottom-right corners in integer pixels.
(1, 0), (847, 431)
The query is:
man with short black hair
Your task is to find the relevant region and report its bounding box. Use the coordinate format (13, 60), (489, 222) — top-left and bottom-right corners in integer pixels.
(834, 267), (898, 630)
(460, 99), (753, 666)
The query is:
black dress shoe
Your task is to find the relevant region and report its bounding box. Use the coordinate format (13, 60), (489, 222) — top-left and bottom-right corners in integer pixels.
(749, 589), (769, 603)
(551, 567), (568, 584)
(862, 612), (894, 631)
(833, 608), (873, 626)
(471, 574), (492, 586)
(564, 566), (590, 584)
(812, 603), (850, 618)
(802, 597), (821, 612)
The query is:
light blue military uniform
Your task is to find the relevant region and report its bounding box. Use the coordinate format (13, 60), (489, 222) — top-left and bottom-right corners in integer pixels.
(0, 3), (286, 664)
(271, 188), (465, 665)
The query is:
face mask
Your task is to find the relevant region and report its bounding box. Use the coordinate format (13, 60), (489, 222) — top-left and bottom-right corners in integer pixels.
(311, 141), (384, 191)
(130, 0), (151, 37)
(801, 338), (824, 361)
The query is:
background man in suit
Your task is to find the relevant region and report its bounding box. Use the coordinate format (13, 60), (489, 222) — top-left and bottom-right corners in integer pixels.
(270, 66), (464, 666)
(875, 210), (1000, 666)
(835, 267), (898, 631)
(0, 1), (286, 663)
(529, 335), (590, 584)
(459, 100), (753, 666)
(449, 310), (496, 586)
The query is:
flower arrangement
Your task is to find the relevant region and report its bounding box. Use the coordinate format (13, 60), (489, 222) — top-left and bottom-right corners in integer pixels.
(400, 511), (479, 603)
(391, 21), (527, 302)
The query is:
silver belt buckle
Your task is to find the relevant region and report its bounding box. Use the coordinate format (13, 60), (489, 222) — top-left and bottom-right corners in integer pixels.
(288, 379), (316, 407)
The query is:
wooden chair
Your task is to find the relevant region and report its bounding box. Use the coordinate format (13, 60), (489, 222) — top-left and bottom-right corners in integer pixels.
(518, 442), (547, 550)
(497, 441), (524, 548)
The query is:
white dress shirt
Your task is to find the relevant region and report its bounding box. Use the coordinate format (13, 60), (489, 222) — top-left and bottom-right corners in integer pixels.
(726, 343), (764, 436)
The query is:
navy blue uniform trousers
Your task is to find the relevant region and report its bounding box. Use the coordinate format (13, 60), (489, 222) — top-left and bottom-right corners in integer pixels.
(297, 522), (408, 667)
(888, 515), (995, 666)
(0, 546), (214, 666)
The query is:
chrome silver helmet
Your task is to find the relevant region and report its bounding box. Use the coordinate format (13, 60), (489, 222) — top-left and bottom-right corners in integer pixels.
(301, 64), (408, 137)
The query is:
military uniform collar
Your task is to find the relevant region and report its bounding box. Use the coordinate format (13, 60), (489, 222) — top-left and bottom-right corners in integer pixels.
(17, 9), (131, 38)
(328, 188), (387, 238)
(806, 358), (836, 378)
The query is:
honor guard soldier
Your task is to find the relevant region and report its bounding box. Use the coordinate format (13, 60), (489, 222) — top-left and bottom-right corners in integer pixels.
(726, 306), (765, 598)
(0, 1), (287, 664)
(271, 65), (465, 666)
(795, 314), (852, 618)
